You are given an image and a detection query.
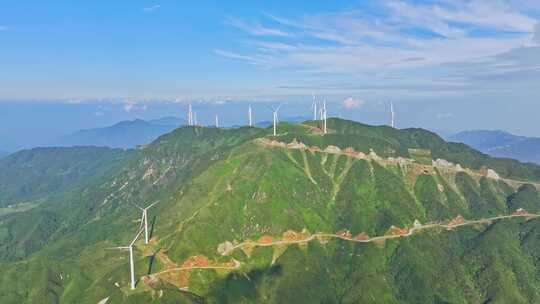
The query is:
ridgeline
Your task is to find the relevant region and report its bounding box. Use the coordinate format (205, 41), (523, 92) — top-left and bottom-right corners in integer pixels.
(1, 118), (540, 303)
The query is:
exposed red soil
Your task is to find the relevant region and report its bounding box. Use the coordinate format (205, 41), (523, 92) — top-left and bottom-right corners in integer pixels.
(355, 232), (370, 241)
(386, 226), (409, 236)
(258, 235), (274, 244)
(343, 147), (358, 157)
(182, 255), (211, 268)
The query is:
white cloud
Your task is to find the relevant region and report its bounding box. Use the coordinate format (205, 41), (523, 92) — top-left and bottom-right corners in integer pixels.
(123, 101), (136, 112)
(226, 17), (290, 37)
(221, 0), (540, 93)
(214, 49), (271, 66)
(342, 97), (365, 109)
(385, 0), (536, 35)
(143, 4), (161, 12)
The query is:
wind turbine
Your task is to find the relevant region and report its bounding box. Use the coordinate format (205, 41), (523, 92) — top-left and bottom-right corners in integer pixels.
(215, 114), (219, 128)
(248, 105), (253, 127)
(110, 228), (144, 290)
(187, 104), (193, 126)
(318, 100), (324, 122)
(135, 201), (159, 244)
(311, 93), (318, 120)
(390, 101), (395, 128)
(268, 104), (283, 136)
(323, 99), (328, 134)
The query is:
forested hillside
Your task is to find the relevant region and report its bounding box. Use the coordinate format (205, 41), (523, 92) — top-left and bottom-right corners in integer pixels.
(1, 119), (540, 303)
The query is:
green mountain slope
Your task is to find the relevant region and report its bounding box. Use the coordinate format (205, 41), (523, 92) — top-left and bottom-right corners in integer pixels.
(0, 146), (127, 208)
(1, 119), (540, 304)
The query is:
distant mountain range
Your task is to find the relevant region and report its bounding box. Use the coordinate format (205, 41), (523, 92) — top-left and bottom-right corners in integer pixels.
(55, 117), (185, 149)
(448, 130), (540, 164)
(54, 116), (311, 149)
(0, 150), (9, 158)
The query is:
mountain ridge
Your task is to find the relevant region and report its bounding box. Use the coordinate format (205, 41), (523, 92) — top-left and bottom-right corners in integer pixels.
(1, 118), (540, 303)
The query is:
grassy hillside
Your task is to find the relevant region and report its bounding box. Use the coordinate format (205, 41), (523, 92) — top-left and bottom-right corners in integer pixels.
(0, 146), (128, 207)
(1, 120), (540, 303)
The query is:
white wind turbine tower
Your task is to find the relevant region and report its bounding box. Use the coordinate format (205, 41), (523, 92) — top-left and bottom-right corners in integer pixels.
(269, 104), (283, 136)
(215, 114), (219, 128)
(187, 104), (193, 126)
(248, 105), (253, 127)
(390, 101), (395, 128)
(110, 228), (144, 290)
(135, 201), (159, 244)
(318, 99), (324, 121)
(311, 93), (318, 120)
(323, 99), (328, 134)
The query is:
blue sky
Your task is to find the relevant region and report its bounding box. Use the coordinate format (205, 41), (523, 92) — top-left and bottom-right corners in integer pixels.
(1, 0), (540, 149)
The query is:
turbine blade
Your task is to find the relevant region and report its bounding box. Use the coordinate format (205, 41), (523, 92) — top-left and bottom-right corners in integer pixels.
(131, 203), (143, 211)
(130, 228), (145, 246)
(145, 201), (159, 210)
(138, 213), (145, 229)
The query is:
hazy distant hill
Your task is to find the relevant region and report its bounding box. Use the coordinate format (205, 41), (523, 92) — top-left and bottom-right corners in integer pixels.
(56, 117), (184, 149)
(449, 130), (540, 164)
(0, 150), (9, 158)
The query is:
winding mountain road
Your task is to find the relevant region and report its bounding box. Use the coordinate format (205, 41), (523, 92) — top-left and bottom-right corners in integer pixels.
(149, 212), (539, 280)
(222, 213), (539, 255)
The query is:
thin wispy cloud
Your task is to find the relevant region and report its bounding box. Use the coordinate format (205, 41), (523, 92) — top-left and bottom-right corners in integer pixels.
(225, 17), (291, 37)
(342, 97), (365, 109)
(213, 49), (271, 66)
(220, 0), (540, 93)
(143, 4), (161, 12)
